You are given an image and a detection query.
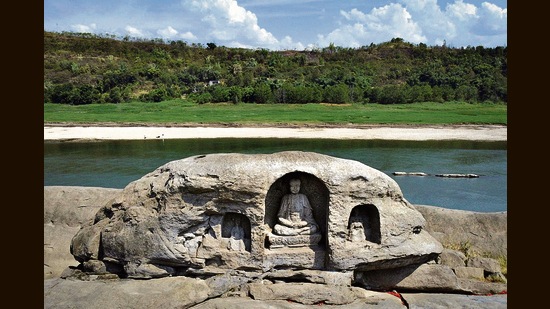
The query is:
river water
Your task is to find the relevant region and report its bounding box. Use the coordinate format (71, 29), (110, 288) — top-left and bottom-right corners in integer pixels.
(44, 138), (507, 213)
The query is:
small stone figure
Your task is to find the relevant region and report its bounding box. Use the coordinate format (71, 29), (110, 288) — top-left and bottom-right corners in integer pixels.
(273, 179), (319, 236)
(227, 221), (245, 251)
(348, 221), (366, 242)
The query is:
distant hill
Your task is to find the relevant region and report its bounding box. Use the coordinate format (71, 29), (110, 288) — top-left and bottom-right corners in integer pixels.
(44, 31), (507, 105)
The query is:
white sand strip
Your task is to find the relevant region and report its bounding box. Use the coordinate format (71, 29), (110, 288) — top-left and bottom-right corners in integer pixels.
(44, 125), (507, 141)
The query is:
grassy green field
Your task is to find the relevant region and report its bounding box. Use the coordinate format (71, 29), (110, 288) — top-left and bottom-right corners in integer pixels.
(44, 100), (507, 126)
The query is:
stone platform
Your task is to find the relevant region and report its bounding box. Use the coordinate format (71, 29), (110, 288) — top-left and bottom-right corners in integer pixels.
(267, 232), (322, 249)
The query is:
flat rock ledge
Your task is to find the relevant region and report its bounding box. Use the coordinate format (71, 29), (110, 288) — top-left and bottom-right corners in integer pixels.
(45, 275), (507, 309)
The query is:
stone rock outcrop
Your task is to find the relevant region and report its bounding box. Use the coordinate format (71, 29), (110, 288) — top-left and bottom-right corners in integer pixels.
(44, 185), (507, 308)
(415, 204), (507, 257)
(354, 261), (506, 295)
(44, 276), (211, 309)
(44, 186), (121, 279)
(70, 151), (442, 279)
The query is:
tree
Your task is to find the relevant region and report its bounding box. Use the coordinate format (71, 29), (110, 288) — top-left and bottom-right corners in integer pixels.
(323, 83), (349, 104)
(44, 31), (507, 105)
(252, 82), (273, 103)
(140, 86), (168, 102)
(210, 85), (230, 102)
(378, 85), (407, 104)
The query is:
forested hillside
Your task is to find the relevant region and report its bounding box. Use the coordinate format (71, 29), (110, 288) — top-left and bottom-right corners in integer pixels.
(44, 31), (507, 105)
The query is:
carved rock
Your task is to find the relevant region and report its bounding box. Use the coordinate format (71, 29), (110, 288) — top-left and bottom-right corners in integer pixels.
(70, 151), (442, 278)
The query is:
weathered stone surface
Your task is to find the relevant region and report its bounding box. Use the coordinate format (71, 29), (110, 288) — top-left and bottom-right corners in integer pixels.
(486, 272), (507, 284)
(44, 277), (210, 309)
(81, 259), (123, 275)
(44, 186), (122, 279)
(355, 264), (460, 293)
(467, 256), (502, 274)
(454, 266), (485, 280)
(124, 262), (177, 279)
(439, 248), (466, 268)
(44, 276), (507, 309)
(70, 218), (110, 263)
(248, 282), (398, 306)
(191, 296), (405, 309)
(44, 186), (120, 226)
(456, 279), (508, 295)
(267, 233), (322, 248)
(204, 271), (257, 298)
(402, 293), (507, 309)
(43, 185), (508, 308)
(264, 269), (353, 286)
(70, 151), (442, 278)
(414, 205), (507, 257)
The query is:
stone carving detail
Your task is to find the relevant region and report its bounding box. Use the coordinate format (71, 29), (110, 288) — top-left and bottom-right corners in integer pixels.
(222, 213), (251, 252)
(274, 179), (319, 235)
(348, 221), (366, 242)
(268, 178), (322, 249)
(69, 151), (442, 278)
(347, 205), (381, 244)
(228, 222), (245, 251)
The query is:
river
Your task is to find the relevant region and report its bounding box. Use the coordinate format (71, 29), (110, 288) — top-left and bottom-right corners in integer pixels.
(44, 138), (507, 212)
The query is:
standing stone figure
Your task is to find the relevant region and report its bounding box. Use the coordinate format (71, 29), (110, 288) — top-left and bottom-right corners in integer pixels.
(227, 220), (246, 251)
(273, 179), (319, 236)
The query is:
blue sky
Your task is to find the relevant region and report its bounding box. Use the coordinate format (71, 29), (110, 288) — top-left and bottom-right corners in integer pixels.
(44, 0), (507, 50)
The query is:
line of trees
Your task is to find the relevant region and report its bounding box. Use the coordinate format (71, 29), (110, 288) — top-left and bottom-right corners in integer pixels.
(44, 32), (507, 105)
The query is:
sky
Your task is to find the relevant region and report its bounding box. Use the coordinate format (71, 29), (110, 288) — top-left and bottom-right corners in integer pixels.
(44, 0), (507, 50)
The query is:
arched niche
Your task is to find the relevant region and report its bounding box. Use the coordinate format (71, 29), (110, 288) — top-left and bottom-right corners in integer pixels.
(264, 171), (329, 248)
(347, 204), (381, 244)
(221, 213), (251, 252)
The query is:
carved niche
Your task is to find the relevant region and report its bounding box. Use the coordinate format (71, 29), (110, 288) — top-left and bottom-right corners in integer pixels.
(347, 204), (381, 244)
(263, 171), (329, 249)
(221, 212), (252, 252)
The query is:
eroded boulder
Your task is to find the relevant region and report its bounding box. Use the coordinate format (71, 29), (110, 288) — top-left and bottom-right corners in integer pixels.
(70, 151), (442, 280)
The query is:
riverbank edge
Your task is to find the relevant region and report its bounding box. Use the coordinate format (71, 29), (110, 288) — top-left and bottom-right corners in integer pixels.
(44, 121), (507, 129)
(44, 123), (507, 141)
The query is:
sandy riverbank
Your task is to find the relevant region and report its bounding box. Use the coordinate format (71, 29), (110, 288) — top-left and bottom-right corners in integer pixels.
(44, 124), (507, 141)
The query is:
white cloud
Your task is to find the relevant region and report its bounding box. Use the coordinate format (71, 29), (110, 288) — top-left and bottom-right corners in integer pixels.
(125, 26), (144, 37)
(340, 8), (367, 22)
(154, 27), (198, 41)
(400, 0), (435, 11)
(318, 3), (426, 48)
(316, 0), (506, 48)
(400, 0), (455, 45)
(180, 31), (197, 40)
(241, 0), (323, 7)
(183, 0), (294, 49)
(444, 1), (507, 46)
(446, 0), (477, 22)
(71, 23), (97, 33)
(475, 2), (507, 35)
(157, 26), (179, 38)
(280, 36), (305, 51)
(45, 0), (506, 50)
